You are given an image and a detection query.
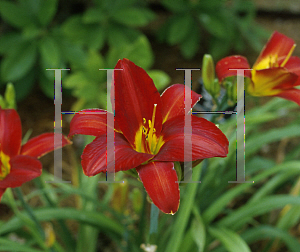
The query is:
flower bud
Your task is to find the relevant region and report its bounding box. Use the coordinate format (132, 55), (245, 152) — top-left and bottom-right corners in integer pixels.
(202, 54), (220, 98)
(4, 83), (16, 109)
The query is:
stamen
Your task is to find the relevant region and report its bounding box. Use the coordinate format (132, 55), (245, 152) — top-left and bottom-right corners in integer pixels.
(148, 104), (157, 152)
(143, 118), (146, 124)
(281, 44), (296, 67)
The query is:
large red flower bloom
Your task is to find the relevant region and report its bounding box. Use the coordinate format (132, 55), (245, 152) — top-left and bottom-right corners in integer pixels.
(0, 108), (71, 201)
(69, 59), (229, 214)
(216, 31), (300, 105)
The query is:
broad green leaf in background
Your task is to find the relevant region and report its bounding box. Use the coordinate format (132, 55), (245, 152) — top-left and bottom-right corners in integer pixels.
(0, 0), (34, 28)
(82, 8), (107, 24)
(208, 227), (251, 252)
(1, 42), (37, 82)
(0, 32), (23, 54)
(107, 34), (153, 69)
(37, 0), (58, 26)
(111, 7), (155, 27)
(180, 27), (200, 59)
(39, 36), (61, 69)
(167, 15), (194, 45)
(147, 70), (170, 91)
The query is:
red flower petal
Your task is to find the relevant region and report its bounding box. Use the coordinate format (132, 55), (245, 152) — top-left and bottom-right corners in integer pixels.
(114, 59), (162, 149)
(154, 115), (228, 162)
(0, 155), (42, 188)
(160, 84), (201, 123)
(0, 108), (22, 157)
(253, 31), (295, 69)
(81, 132), (153, 176)
(20, 133), (71, 159)
(285, 56), (300, 76)
(275, 88), (300, 106)
(136, 161), (180, 214)
(68, 109), (121, 138)
(216, 56), (251, 82)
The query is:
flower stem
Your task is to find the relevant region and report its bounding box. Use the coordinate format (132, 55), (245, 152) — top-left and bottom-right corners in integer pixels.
(14, 187), (45, 240)
(147, 203), (159, 245)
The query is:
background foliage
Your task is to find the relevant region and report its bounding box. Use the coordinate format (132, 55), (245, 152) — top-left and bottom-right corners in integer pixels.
(1, 0), (299, 252)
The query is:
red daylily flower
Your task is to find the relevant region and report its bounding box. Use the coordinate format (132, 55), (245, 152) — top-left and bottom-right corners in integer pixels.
(69, 59), (229, 214)
(216, 31), (300, 105)
(0, 107), (71, 201)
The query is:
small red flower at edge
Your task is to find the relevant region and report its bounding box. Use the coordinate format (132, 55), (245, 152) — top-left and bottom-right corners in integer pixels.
(0, 107), (71, 201)
(68, 59), (229, 214)
(216, 31), (300, 105)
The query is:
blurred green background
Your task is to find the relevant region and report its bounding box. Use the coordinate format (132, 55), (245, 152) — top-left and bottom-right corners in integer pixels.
(1, 1), (300, 252)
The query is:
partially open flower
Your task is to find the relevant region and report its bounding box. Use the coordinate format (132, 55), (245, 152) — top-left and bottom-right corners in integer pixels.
(216, 31), (300, 105)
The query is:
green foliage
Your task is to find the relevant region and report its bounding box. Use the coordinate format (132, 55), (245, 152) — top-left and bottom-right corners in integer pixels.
(159, 0), (269, 59)
(0, 0), (162, 107)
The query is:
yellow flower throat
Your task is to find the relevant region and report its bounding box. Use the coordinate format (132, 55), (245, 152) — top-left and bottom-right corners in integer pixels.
(0, 149), (11, 180)
(263, 44), (296, 69)
(135, 104), (164, 155)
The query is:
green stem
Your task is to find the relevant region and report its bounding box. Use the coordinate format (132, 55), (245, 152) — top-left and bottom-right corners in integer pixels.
(15, 187), (45, 240)
(148, 204), (159, 244)
(164, 163), (202, 252)
(35, 176), (76, 252)
(7, 188), (48, 251)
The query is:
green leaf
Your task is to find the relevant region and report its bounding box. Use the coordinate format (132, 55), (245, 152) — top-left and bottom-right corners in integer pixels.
(39, 72), (55, 99)
(0, 208), (124, 237)
(162, 0), (189, 12)
(1, 42), (37, 82)
(37, 0), (58, 26)
(85, 50), (106, 81)
(82, 8), (107, 24)
(167, 15), (194, 45)
(85, 25), (106, 50)
(242, 225), (300, 252)
(246, 124), (300, 157)
(0, 32), (23, 54)
(164, 165), (202, 252)
(0, 0), (34, 28)
(13, 68), (35, 101)
(209, 227), (251, 252)
(58, 39), (87, 68)
(277, 204), (300, 231)
(180, 27), (200, 59)
(0, 238), (43, 252)
(192, 207), (206, 252)
(107, 34), (154, 69)
(199, 13), (230, 39)
(218, 195), (300, 230)
(203, 161), (300, 224)
(62, 15), (88, 45)
(110, 7), (155, 27)
(107, 24), (140, 48)
(39, 36), (61, 68)
(147, 70), (170, 90)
